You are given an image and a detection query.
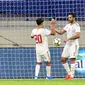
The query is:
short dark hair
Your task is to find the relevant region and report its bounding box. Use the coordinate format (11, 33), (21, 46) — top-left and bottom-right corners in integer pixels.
(36, 18), (44, 25)
(67, 13), (76, 18)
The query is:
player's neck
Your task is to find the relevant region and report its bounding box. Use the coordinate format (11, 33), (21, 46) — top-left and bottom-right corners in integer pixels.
(71, 20), (76, 24)
(37, 25), (43, 29)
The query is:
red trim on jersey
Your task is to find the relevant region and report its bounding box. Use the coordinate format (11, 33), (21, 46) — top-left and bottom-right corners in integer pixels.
(70, 60), (75, 64)
(46, 62), (51, 66)
(37, 62), (42, 65)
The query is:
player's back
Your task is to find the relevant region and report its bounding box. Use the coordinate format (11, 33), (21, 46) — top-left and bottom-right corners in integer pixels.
(32, 28), (50, 55)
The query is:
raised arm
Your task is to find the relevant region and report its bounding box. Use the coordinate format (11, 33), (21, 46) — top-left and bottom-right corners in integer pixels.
(55, 29), (66, 35)
(50, 18), (56, 35)
(50, 19), (66, 35)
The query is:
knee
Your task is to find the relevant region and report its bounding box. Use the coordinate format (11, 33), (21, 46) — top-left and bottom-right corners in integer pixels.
(70, 58), (76, 64)
(37, 62), (42, 65)
(46, 61), (51, 66)
(61, 58), (67, 64)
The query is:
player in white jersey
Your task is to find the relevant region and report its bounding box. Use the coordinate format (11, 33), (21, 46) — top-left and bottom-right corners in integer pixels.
(31, 18), (55, 79)
(53, 13), (80, 80)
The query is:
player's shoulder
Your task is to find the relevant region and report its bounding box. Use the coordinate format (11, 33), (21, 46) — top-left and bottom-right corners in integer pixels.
(32, 28), (37, 31)
(75, 22), (80, 27)
(40, 28), (50, 31)
(65, 23), (70, 27)
(44, 28), (50, 31)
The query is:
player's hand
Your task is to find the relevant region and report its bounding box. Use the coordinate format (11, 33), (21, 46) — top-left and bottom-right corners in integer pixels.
(64, 38), (70, 43)
(51, 18), (55, 24)
(49, 18), (55, 28)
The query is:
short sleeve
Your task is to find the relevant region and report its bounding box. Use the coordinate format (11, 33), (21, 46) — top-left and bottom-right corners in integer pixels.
(44, 29), (51, 36)
(75, 25), (80, 32)
(31, 30), (34, 37)
(63, 25), (68, 31)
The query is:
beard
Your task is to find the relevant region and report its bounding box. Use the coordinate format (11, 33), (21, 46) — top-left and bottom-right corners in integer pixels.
(68, 20), (73, 23)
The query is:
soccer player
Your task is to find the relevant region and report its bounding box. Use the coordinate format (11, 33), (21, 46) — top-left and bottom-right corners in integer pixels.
(54, 13), (80, 80)
(31, 18), (55, 79)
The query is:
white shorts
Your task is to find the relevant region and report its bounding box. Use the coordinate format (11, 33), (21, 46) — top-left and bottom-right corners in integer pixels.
(36, 50), (51, 62)
(62, 43), (79, 58)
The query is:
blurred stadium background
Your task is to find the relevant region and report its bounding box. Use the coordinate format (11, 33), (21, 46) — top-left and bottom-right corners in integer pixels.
(0, 0), (84, 79)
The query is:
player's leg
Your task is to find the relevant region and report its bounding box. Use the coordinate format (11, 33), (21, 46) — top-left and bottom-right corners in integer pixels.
(44, 51), (52, 79)
(61, 57), (70, 74)
(61, 57), (71, 80)
(61, 45), (70, 79)
(46, 61), (52, 79)
(68, 58), (76, 80)
(35, 54), (42, 79)
(69, 44), (79, 80)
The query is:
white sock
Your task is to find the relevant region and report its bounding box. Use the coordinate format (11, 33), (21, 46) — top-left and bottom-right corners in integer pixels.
(62, 62), (70, 74)
(35, 64), (40, 77)
(70, 63), (76, 77)
(46, 66), (51, 77)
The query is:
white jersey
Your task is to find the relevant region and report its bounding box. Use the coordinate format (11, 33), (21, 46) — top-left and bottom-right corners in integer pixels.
(31, 28), (51, 55)
(63, 22), (80, 45)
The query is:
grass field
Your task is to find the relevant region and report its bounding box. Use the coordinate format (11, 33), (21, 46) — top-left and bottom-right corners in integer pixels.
(0, 79), (85, 85)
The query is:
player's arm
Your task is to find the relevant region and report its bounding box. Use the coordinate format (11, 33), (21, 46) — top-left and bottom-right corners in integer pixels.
(50, 18), (66, 35)
(64, 25), (80, 43)
(69, 32), (80, 40)
(64, 32), (80, 43)
(55, 29), (66, 35)
(31, 36), (34, 38)
(50, 19), (56, 35)
(31, 30), (34, 38)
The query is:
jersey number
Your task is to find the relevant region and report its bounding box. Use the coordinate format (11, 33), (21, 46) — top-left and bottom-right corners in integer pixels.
(34, 34), (42, 44)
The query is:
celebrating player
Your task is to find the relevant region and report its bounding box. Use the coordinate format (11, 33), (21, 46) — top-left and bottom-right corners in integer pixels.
(31, 18), (55, 79)
(54, 13), (80, 80)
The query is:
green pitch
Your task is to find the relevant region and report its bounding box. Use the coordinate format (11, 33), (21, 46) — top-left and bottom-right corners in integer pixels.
(0, 79), (85, 85)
